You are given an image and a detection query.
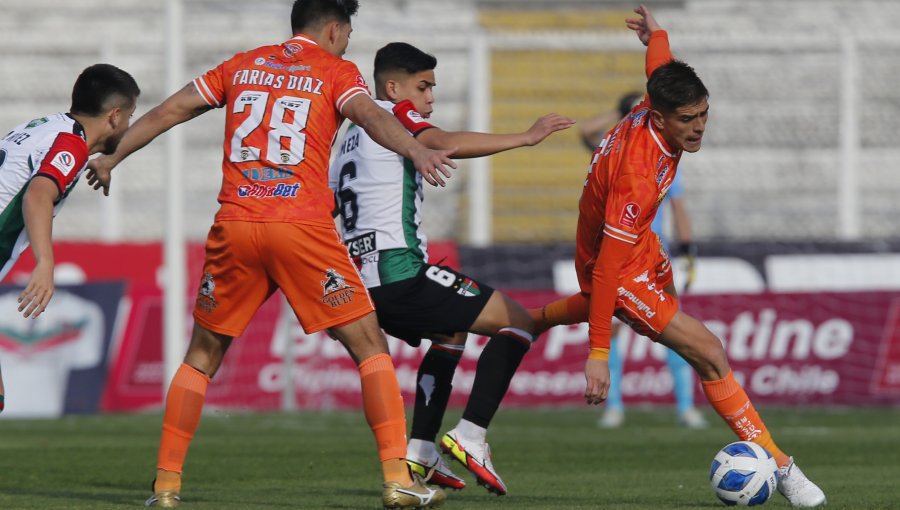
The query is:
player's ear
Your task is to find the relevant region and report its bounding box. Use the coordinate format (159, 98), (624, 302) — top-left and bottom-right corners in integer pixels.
(325, 21), (340, 45)
(650, 109), (665, 131)
(107, 107), (122, 130)
(384, 79), (400, 102)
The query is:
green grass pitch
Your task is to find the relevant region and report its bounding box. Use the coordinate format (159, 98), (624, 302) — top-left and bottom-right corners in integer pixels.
(0, 407), (897, 509)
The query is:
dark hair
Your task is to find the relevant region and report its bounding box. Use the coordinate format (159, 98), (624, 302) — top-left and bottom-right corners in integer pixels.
(291, 0), (359, 33)
(374, 42), (437, 83)
(70, 63), (140, 117)
(647, 60), (708, 113)
(617, 92), (643, 118)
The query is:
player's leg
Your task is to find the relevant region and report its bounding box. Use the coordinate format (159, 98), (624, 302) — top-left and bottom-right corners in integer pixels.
(658, 305), (825, 507)
(665, 346), (707, 428)
(270, 225), (443, 508)
(440, 290), (535, 495)
(405, 332), (467, 490)
(598, 323), (625, 428)
(529, 292), (590, 335)
(147, 221), (272, 508)
(148, 325), (232, 507)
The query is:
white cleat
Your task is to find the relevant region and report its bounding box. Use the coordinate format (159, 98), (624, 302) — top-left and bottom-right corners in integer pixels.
(677, 408), (709, 429)
(777, 457), (826, 507)
(597, 408), (625, 429)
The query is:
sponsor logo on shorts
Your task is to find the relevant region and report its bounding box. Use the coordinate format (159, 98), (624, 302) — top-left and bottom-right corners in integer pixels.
(50, 151), (77, 176)
(619, 202), (640, 228)
(321, 269), (355, 308)
(196, 272), (218, 313)
(456, 277), (481, 297)
(618, 286), (656, 318)
(237, 182), (300, 198)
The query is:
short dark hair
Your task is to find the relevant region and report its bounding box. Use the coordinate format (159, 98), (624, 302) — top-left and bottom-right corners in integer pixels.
(374, 42), (437, 84)
(291, 0), (359, 34)
(647, 60), (708, 113)
(70, 63), (140, 117)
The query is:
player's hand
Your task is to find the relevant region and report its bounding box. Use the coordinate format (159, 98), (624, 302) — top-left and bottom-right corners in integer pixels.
(679, 242), (698, 293)
(584, 358), (610, 405)
(409, 145), (457, 187)
(18, 262), (54, 319)
(626, 4), (663, 46)
(86, 156), (115, 196)
(524, 113), (576, 146)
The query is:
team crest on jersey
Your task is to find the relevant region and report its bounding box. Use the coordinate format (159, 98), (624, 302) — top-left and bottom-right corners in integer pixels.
(321, 269), (355, 308)
(619, 202), (641, 228)
(50, 151), (76, 176)
(196, 272), (218, 313)
(456, 278), (481, 297)
(283, 43), (302, 58)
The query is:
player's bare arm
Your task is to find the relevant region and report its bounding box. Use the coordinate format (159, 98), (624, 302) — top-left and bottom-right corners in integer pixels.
(626, 4), (663, 45)
(18, 177), (59, 319)
(342, 93), (456, 187)
(87, 83), (212, 195)
(415, 113), (574, 159)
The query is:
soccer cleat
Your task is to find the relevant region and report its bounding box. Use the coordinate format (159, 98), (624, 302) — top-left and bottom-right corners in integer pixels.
(597, 408), (625, 429)
(776, 457), (827, 507)
(677, 408), (709, 429)
(145, 478), (180, 508)
(440, 430), (507, 495)
(382, 473), (446, 509)
(407, 455), (466, 490)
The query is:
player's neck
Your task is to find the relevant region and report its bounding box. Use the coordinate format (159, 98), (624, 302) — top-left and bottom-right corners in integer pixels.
(69, 113), (105, 155)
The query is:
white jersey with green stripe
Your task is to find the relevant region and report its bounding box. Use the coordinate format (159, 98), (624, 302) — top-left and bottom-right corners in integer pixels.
(0, 113), (88, 279)
(328, 100), (428, 288)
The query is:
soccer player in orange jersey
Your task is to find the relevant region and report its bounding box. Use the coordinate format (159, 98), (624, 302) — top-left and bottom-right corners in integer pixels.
(86, 1), (454, 508)
(530, 5), (826, 507)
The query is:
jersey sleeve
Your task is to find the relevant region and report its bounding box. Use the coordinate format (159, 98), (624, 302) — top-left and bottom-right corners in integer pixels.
(646, 30), (673, 79)
(391, 100), (435, 136)
(193, 61), (228, 108)
(34, 133), (89, 196)
(603, 172), (657, 245)
(332, 60), (371, 114)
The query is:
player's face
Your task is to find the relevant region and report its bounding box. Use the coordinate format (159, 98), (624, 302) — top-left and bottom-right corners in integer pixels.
(395, 70), (436, 118)
(102, 103), (136, 155)
(656, 98), (709, 153)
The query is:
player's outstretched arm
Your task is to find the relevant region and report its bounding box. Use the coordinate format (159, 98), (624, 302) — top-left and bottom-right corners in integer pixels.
(416, 113), (575, 159)
(87, 83), (212, 196)
(18, 178), (59, 319)
(343, 94), (456, 187)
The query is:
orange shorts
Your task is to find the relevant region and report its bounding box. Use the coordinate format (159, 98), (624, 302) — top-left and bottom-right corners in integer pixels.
(193, 221), (374, 337)
(578, 235), (678, 340)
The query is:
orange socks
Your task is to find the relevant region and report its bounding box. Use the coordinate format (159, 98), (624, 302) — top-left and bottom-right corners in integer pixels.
(358, 353), (412, 486)
(702, 371), (790, 467)
(531, 293), (591, 333)
(156, 363), (210, 489)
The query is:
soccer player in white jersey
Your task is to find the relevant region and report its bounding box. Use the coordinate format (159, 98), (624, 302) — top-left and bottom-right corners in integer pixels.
(0, 63), (140, 413)
(329, 42), (574, 495)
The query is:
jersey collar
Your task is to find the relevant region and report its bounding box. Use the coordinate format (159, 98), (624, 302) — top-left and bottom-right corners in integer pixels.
(648, 122), (676, 158)
(290, 34), (319, 46)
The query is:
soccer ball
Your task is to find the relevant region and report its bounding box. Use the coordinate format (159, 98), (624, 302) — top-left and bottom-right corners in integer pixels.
(709, 441), (778, 506)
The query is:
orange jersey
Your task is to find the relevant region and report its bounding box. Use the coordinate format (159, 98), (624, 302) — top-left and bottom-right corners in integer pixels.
(193, 35), (370, 227)
(574, 30), (678, 350)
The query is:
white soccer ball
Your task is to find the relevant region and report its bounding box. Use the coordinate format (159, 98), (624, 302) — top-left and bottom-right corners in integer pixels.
(709, 441), (778, 506)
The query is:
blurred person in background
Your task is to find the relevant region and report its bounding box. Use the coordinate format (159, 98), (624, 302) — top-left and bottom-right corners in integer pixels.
(0, 63), (140, 414)
(86, 1), (455, 508)
(529, 6), (825, 506)
(579, 92), (706, 429)
(330, 41), (573, 496)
